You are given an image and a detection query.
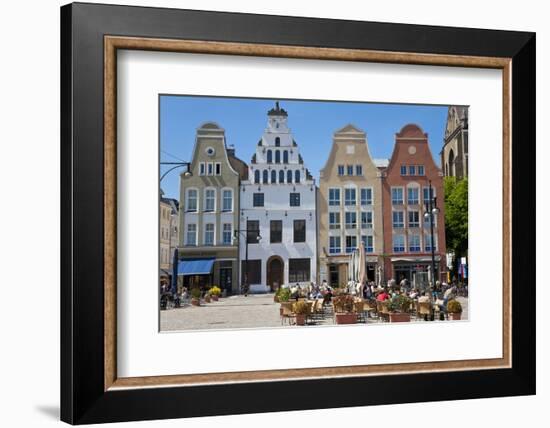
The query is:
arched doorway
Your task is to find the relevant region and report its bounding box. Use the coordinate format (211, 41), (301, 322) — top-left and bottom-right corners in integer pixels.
(266, 256), (284, 291)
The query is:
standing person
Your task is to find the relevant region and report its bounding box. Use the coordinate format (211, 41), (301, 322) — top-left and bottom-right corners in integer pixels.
(322, 282), (333, 305)
(312, 282), (320, 299)
(181, 287), (189, 304)
(363, 281), (373, 299)
(399, 276), (409, 293)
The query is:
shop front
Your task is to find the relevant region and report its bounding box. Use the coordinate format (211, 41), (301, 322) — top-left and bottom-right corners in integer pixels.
(389, 256), (442, 288)
(324, 255), (382, 288)
(177, 258), (215, 290)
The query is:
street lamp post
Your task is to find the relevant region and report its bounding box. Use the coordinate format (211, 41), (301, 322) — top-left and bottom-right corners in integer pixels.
(233, 216), (262, 296)
(160, 162), (190, 297)
(424, 180), (440, 291)
(160, 161), (192, 183)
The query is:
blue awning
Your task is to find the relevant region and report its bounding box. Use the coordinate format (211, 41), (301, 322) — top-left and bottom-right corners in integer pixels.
(177, 258), (215, 276)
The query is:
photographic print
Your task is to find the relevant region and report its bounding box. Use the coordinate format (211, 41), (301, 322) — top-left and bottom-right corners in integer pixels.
(159, 96), (469, 331)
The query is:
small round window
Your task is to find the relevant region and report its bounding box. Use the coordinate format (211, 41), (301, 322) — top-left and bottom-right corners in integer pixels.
(205, 146), (216, 157)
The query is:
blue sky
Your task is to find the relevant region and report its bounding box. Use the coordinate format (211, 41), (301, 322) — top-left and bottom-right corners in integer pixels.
(160, 96), (448, 200)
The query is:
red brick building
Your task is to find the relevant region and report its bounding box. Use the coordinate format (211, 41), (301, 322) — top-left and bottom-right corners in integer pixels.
(381, 124), (446, 285)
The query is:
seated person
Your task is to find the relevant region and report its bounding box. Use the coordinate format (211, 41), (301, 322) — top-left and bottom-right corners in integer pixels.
(418, 291), (431, 303)
(310, 282), (322, 299)
(376, 288), (390, 301)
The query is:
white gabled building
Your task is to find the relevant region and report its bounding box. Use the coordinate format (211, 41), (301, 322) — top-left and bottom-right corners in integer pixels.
(239, 102), (318, 293)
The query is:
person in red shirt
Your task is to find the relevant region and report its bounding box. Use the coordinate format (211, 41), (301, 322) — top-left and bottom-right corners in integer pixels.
(376, 288), (390, 301)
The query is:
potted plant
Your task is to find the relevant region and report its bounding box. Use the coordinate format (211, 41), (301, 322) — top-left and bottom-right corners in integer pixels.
(446, 299), (463, 320)
(273, 286), (282, 303)
(334, 295), (357, 324)
(190, 287), (201, 306)
(278, 287), (291, 303)
(387, 295), (412, 322)
(293, 301), (309, 326)
(204, 292), (211, 303)
(210, 286), (221, 301)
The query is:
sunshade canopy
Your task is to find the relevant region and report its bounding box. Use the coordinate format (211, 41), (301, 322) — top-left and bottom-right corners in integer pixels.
(177, 258), (215, 276)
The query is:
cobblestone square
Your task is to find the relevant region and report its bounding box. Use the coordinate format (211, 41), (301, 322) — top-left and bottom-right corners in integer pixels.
(160, 293), (469, 332)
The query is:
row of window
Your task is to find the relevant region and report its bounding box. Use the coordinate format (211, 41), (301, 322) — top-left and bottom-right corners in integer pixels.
(328, 233), (437, 254)
(185, 188), (233, 212)
(391, 186), (434, 205)
(400, 165), (425, 176)
(264, 149), (290, 164)
(316, 164), (426, 178)
(184, 185), (433, 211)
(337, 164), (363, 176)
(329, 187), (372, 206)
(329, 235), (374, 254)
(160, 226), (177, 241)
(160, 247), (171, 265)
(160, 207), (173, 220)
(329, 211), (373, 229)
(242, 258), (311, 284)
(252, 192), (301, 208)
(392, 210), (436, 229)
(392, 234), (438, 253)
(245, 219), (307, 244)
(198, 162), (222, 176)
(184, 219), (310, 247)
(185, 223), (233, 246)
(253, 169), (301, 184)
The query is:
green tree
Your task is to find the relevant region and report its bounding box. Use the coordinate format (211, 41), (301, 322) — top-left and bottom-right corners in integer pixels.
(444, 177), (468, 259)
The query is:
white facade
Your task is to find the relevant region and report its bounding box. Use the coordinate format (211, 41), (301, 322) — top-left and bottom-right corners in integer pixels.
(239, 103), (318, 293)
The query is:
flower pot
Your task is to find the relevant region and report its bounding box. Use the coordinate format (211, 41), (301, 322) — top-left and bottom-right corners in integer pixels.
(211, 295), (219, 301)
(204, 295), (211, 303)
(191, 298), (200, 306)
(295, 314), (306, 326)
(448, 312), (462, 320)
(273, 296), (279, 303)
(389, 312), (411, 323)
(335, 313), (357, 324)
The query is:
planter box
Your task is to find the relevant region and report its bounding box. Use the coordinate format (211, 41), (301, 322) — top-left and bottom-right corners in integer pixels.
(335, 313), (357, 324)
(448, 312), (462, 320)
(273, 296), (279, 303)
(295, 314), (306, 326)
(389, 312), (411, 323)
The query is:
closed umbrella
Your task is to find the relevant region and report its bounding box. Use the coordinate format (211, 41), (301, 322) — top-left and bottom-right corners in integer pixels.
(358, 240), (366, 297)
